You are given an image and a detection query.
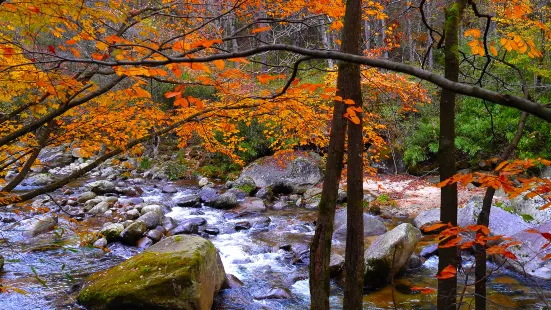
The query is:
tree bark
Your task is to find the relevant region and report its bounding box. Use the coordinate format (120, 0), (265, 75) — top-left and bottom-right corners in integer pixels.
(309, 0), (362, 308)
(437, 2), (465, 310)
(342, 0), (365, 307)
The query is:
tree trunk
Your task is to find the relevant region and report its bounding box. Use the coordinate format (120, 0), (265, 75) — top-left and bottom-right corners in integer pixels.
(309, 0), (362, 308)
(342, 1), (365, 307)
(437, 2), (465, 310)
(474, 111), (529, 309)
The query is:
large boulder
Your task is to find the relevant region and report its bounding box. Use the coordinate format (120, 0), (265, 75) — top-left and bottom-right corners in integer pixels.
(497, 221), (551, 280)
(415, 196), (532, 237)
(234, 152), (322, 194)
(364, 223), (421, 288)
(508, 193), (551, 224)
(332, 209), (387, 243)
(38, 145), (73, 168)
(413, 208), (440, 231)
(22, 215), (58, 237)
(77, 235), (226, 310)
(23, 173), (54, 186)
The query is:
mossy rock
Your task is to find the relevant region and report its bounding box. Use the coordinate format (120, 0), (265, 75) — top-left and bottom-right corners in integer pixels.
(78, 235), (226, 310)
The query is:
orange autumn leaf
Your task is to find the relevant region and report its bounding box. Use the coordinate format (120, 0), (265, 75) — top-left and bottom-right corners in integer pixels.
(539, 201), (551, 211)
(191, 39), (223, 48)
(439, 236), (462, 248)
(213, 59), (225, 70)
(460, 240), (475, 250)
(164, 91), (181, 99)
(436, 265), (456, 280)
(422, 222), (449, 232)
(502, 251), (517, 260)
(251, 26), (272, 34)
(411, 286), (436, 294)
(229, 57), (250, 64)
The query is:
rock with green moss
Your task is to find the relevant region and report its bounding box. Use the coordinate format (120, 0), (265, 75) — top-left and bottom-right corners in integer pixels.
(78, 235), (226, 310)
(100, 223), (124, 242)
(364, 223), (421, 288)
(0, 254), (4, 271)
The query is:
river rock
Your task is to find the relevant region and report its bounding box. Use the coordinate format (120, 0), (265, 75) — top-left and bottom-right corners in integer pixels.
(93, 238), (108, 248)
(254, 287), (292, 300)
(235, 198), (266, 212)
(272, 200), (289, 210)
(137, 211), (161, 229)
(364, 223), (422, 288)
(198, 177), (210, 187)
(137, 237), (154, 249)
(163, 217), (177, 231)
(330, 253), (345, 277)
(86, 180), (116, 194)
(170, 221), (199, 235)
(223, 274), (244, 289)
(199, 187), (218, 203)
(125, 209), (140, 220)
(77, 191), (97, 203)
(120, 221), (147, 245)
(161, 184), (178, 194)
(508, 193), (551, 224)
(303, 187), (322, 201)
(420, 243), (439, 258)
(254, 187), (273, 200)
(146, 226), (166, 242)
(117, 186), (143, 197)
(235, 152), (322, 194)
(332, 209), (387, 243)
(22, 215), (58, 237)
(204, 227), (220, 236)
(88, 202), (110, 214)
(235, 221), (251, 231)
(0, 254), (4, 271)
(413, 208), (440, 231)
(177, 194), (201, 207)
(101, 223), (124, 242)
(496, 221), (551, 280)
(226, 187), (248, 200)
(78, 235), (226, 310)
(232, 176), (257, 195)
(208, 192), (238, 209)
(140, 204), (164, 217)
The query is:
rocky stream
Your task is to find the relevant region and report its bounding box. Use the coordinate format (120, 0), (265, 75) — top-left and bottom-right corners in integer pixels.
(1, 151), (550, 309)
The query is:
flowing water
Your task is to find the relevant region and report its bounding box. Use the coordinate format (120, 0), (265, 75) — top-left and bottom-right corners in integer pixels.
(1, 179), (550, 309)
